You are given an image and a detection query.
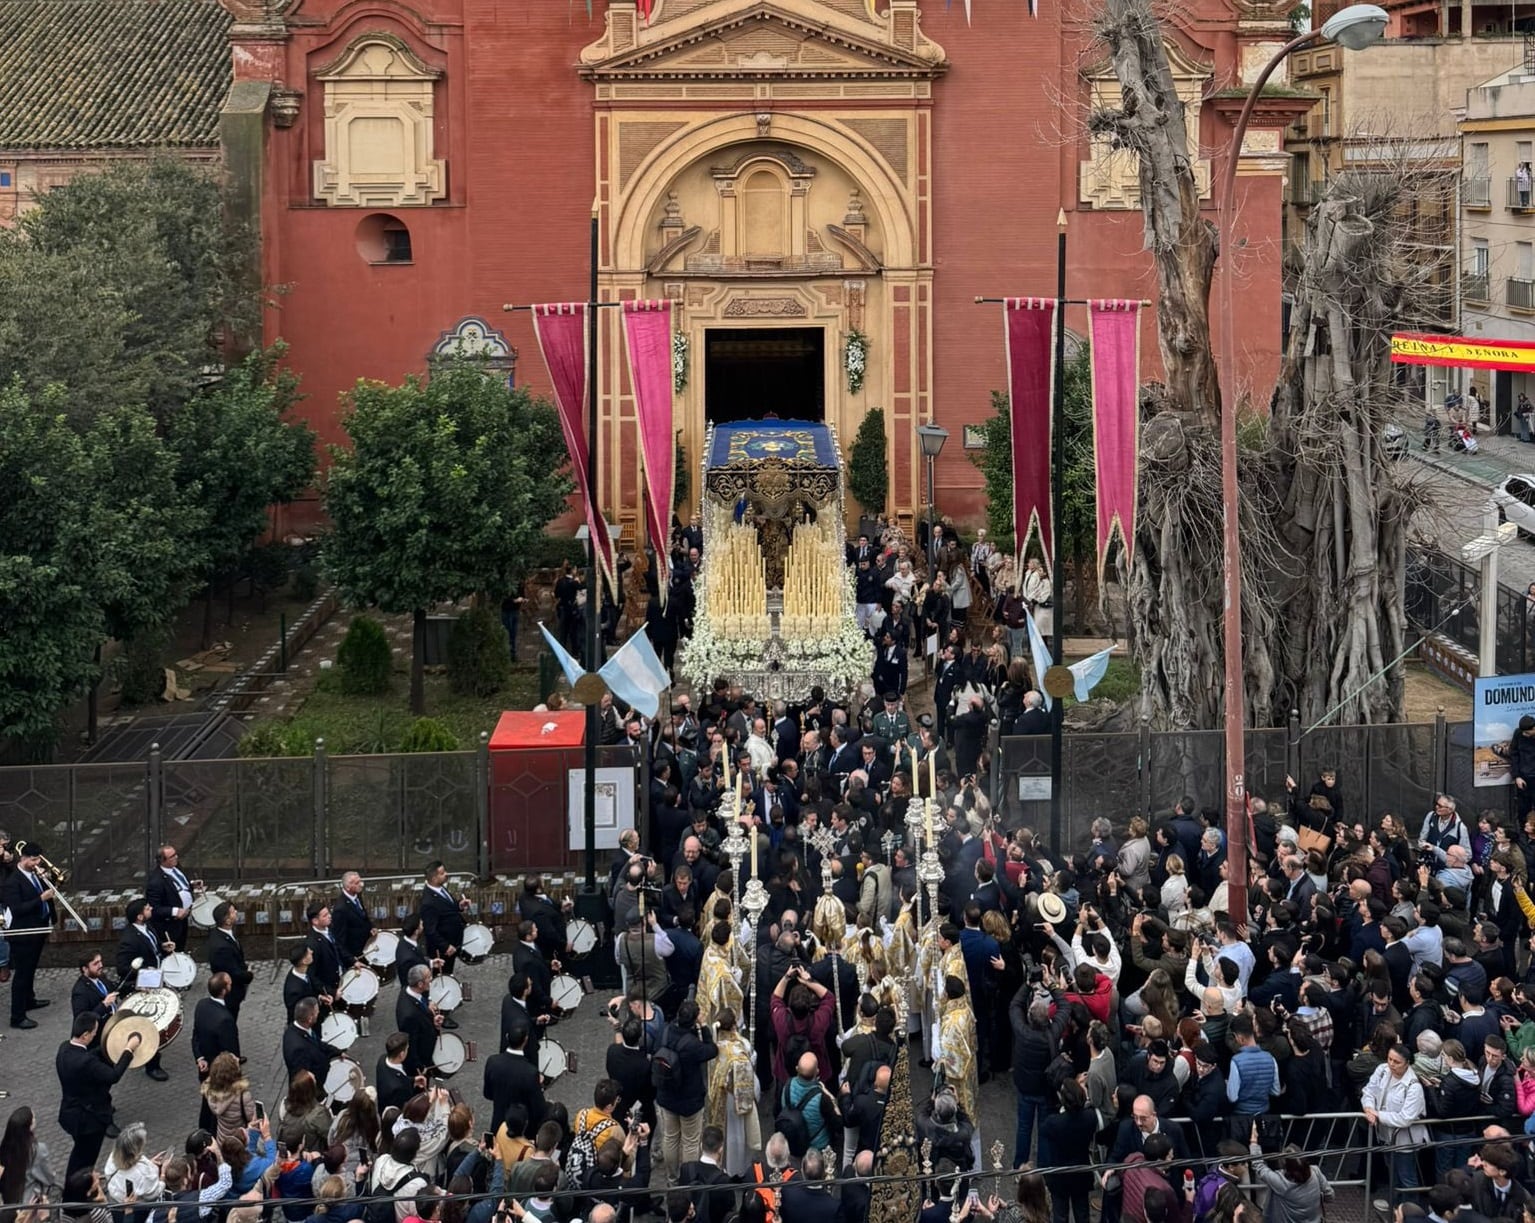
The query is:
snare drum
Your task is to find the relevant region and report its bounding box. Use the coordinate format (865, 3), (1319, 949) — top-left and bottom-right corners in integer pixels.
(337, 967), (379, 1015)
(459, 924), (495, 963)
(568, 919), (598, 957)
(320, 1013), (359, 1051)
(363, 931), (399, 979)
(160, 952), (197, 991)
(550, 974), (584, 1012)
(432, 1032), (469, 1076)
(429, 973), (463, 1012)
(188, 892), (225, 931)
(536, 1038), (568, 1081)
(323, 1058), (364, 1105)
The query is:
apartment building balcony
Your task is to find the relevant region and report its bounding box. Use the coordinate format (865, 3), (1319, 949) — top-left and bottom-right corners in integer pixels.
(1464, 177), (1492, 209)
(1464, 272), (1491, 302)
(1511, 277), (1535, 311)
(1511, 178), (1535, 213)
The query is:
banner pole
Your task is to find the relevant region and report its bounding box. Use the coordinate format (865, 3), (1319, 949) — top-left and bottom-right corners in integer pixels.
(1049, 212), (1067, 848)
(584, 210), (601, 894)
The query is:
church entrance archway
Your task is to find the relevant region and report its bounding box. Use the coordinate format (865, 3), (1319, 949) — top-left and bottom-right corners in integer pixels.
(704, 327), (825, 425)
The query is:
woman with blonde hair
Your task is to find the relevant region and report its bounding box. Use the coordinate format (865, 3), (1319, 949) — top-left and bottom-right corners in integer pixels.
(1160, 854), (1189, 916)
(1118, 817), (1152, 893)
(201, 1053), (255, 1147)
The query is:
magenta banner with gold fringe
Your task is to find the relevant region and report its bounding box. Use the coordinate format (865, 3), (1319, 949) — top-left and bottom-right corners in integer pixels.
(1087, 300), (1142, 576)
(621, 300), (676, 599)
(530, 303), (614, 590)
(1004, 298), (1057, 572)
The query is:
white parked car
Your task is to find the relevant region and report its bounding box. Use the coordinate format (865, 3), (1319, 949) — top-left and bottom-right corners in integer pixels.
(1491, 473), (1535, 535)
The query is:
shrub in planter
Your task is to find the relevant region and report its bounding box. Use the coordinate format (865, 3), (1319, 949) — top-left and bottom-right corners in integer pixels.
(336, 615), (393, 695)
(398, 717), (460, 753)
(446, 603), (511, 696)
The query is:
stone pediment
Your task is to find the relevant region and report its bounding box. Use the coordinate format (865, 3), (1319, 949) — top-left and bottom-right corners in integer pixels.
(579, 0), (946, 81)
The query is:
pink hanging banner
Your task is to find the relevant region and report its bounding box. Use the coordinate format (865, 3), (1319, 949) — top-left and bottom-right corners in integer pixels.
(621, 300), (676, 600)
(530, 303), (614, 591)
(1087, 300), (1143, 577)
(1004, 298), (1057, 573)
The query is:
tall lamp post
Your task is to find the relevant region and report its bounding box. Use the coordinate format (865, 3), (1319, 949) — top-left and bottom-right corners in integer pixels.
(916, 423), (949, 576)
(1216, 3), (1387, 920)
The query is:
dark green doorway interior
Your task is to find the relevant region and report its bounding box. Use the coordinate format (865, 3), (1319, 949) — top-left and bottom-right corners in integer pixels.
(704, 327), (825, 424)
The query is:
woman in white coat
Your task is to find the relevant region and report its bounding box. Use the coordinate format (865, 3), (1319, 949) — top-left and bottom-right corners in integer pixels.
(1361, 1043), (1428, 1206)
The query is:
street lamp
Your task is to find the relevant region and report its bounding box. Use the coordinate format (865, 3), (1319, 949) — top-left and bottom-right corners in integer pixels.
(1216, 3), (1386, 920)
(916, 422), (949, 575)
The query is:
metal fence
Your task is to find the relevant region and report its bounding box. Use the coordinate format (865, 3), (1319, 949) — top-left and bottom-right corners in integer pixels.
(995, 712), (1474, 856)
(1406, 545), (1534, 676)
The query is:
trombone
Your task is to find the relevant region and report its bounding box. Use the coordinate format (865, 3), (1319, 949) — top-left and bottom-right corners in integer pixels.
(8, 840), (89, 935)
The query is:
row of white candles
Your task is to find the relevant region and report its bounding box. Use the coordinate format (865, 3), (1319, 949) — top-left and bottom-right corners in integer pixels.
(709, 524), (767, 617)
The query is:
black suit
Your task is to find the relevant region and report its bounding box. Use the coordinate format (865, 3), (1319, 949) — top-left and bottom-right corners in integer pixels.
(519, 892), (568, 960)
(781, 1179), (843, 1223)
(396, 988), (439, 1077)
(206, 928), (253, 1018)
(191, 997), (241, 1066)
(1107, 1118), (1190, 1166)
(332, 894), (373, 964)
(281, 1022), (341, 1085)
(1, 867), (52, 1023)
(283, 971), (318, 1022)
(511, 942), (554, 1013)
(840, 1086), (889, 1154)
(71, 974), (118, 1028)
(115, 923), (164, 984)
(840, 1180), (872, 1223)
(376, 1056), (416, 1114)
(500, 994), (541, 1066)
(421, 885), (467, 974)
(57, 1039), (134, 1177)
(482, 1048), (546, 1136)
(396, 937), (431, 989)
(307, 928), (345, 998)
(678, 1161), (737, 1223)
(145, 865), (193, 954)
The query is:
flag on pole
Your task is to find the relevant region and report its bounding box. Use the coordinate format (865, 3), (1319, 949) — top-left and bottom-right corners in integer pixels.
(1087, 300), (1143, 578)
(599, 628), (670, 720)
(1004, 298), (1057, 576)
(621, 300), (676, 602)
(1068, 645), (1115, 702)
(538, 623), (585, 689)
(1025, 608), (1054, 712)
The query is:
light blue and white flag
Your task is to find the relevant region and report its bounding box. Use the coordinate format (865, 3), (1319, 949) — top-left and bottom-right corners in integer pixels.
(599, 627), (670, 719)
(1068, 645), (1115, 703)
(538, 623), (585, 689)
(1024, 607), (1054, 711)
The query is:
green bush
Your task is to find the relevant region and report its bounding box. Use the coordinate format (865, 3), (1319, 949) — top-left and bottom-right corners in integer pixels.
(522, 535), (589, 573)
(291, 562), (319, 603)
(847, 407), (888, 517)
(336, 615), (393, 695)
(399, 716), (460, 753)
(446, 603), (511, 696)
(246, 542), (290, 596)
(117, 628), (168, 707)
(239, 721), (311, 757)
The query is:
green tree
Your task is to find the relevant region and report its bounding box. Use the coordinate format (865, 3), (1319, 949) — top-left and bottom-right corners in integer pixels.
(167, 349), (316, 645)
(323, 360), (573, 714)
(847, 407), (889, 517)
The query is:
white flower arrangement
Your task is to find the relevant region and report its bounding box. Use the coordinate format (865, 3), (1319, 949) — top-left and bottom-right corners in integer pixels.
(780, 614), (873, 681)
(844, 329), (868, 394)
(673, 331), (689, 394)
(676, 615), (763, 687)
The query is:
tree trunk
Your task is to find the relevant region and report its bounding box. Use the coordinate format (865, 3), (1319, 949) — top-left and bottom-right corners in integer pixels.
(411, 607), (427, 716)
(87, 641), (101, 745)
(202, 586), (214, 650)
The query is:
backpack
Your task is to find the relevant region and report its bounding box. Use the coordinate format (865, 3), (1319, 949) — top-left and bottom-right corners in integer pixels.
(365, 1166), (427, 1223)
(774, 1081), (813, 1158)
(652, 1027), (680, 1091)
(564, 1109), (622, 1185)
(851, 1036), (899, 1094)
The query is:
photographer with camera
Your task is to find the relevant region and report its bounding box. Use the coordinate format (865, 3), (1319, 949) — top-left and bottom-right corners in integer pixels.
(770, 963), (835, 1091)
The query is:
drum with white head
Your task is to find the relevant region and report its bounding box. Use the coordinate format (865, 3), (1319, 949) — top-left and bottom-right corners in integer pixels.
(431, 1032), (469, 1076)
(536, 1038), (568, 1081)
(568, 920), (598, 957)
(189, 892), (226, 931)
(429, 973), (463, 1012)
(459, 924), (495, 963)
(338, 966), (379, 1016)
(363, 931), (399, 979)
(550, 974), (584, 1012)
(323, 1058), (364, 1105)
(160, 952), (197, 991)
(320, 1012), (358, 1051)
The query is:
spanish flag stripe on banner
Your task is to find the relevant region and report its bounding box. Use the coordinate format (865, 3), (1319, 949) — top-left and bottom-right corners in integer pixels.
(1390, 331), (1535, 372)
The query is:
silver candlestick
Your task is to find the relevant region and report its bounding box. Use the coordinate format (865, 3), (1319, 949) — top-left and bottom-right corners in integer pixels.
(905, 796), (927, 856)
(741, 873), (770, 1041)
(720, 790), (747, 909)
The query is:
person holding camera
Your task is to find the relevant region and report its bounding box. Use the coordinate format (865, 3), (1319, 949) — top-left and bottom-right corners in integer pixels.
(653, 999), (718, 1182)
(770, 964), (836, 1089)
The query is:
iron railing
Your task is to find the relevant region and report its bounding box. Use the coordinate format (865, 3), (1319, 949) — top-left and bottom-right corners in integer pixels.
(1512, 276), (1535, 309)
(1464, 176), (1492, 207)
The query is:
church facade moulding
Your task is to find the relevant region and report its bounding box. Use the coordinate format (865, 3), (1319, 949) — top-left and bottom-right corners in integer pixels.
(583, 0), (942, 537)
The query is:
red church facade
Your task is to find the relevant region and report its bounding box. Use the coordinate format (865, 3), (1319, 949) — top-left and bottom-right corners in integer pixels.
(220, 0), (1297, 538)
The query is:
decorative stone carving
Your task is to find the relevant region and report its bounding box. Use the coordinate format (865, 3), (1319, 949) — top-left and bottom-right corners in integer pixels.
(430, 316), (517, 377)
(723, 297), (808, 317)
(756, 111), (772, 136)
(844, 188), (866, 228)
(660, 189), (684, 231)
(312, 34), (446, 208)
(270, 86), (303, 128)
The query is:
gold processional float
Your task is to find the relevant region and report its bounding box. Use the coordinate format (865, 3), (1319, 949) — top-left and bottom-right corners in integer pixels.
(677, 421), (872, 701)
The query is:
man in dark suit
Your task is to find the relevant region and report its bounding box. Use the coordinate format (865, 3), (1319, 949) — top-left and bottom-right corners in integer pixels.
(511, 925), (555, 1014)
(375, 1032), (423, 1114)
(1015, 692), (1050, 736)
(332, 872), (375, 965)
(396, 963), (442, 1077)
(678, 1126), (737, 1223)
(1107, 1096), (1191, 1165)
(2, 842), (55, 1029)
(282, 996), (343, 1084)
(114, 898), (170, 1081)
(839, 1151), (875, 1223)
(57, 1012), (140, 1177)
(501, 972), (545, 1067)
(206, 903), (253, 1018)
(839, 1063), (891, 1156)
(950, 696), (990, 779)
(421, 860), (467, 976)
(191, 972), (242, 1076)
(69, 952), (120, 1038)
(282, 944), (325, 1022)
(482, 1021), (545, 1136)
(518, 877), (570, 961)
(145, 844), (195, 957)
(395, 913), (434, 987)
(780, 1149), (841, 1223)
(305, 902), (345, 1004)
